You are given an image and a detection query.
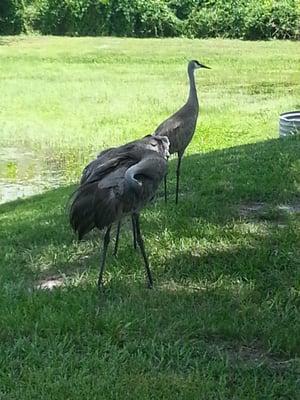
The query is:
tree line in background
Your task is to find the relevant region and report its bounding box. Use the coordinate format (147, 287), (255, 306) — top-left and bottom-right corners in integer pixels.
(1, 0), (299, 40)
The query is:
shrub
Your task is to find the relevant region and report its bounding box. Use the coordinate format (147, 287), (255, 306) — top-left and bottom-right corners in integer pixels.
(243, 0), (300, 40)
(243, 0), (273, 40)
(23, 0), (108, 35)
(106, 0), (182, 37)
(185, 0), (300, 40)
(0, 0), (23, 34)
(186, 0), (247, 39)
(168, 0), (202, 20)
(0, 0), (299, 39)
(269, 0), (300, 39)
(135, 0), (182, 37)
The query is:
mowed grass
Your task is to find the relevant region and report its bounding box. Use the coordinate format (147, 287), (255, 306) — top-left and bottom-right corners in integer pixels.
(0, 37), (300, 399)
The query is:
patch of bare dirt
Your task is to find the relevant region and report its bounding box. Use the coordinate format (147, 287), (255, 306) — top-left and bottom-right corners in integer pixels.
(239, 202), (265, 217)
(204, 336), (299, 370)
(225, 345), (298, 370)
(239, 201), (300, 220)
(277, 204), (300, 213)
(36, 276), (64, 290)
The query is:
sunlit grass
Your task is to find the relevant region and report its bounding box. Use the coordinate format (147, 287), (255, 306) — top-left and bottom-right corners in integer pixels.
(1, 36), (300, 151)
(0, 37), (300, 399)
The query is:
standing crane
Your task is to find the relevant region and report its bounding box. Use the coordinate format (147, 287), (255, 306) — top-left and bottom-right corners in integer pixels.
(69, 135), (170, 289)
(79, 144), (136, 256)
(79, 138), (152, 256)
(155, 59), (210, 204)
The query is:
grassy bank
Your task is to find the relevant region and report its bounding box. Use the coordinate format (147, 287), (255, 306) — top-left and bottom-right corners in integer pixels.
(0, 37), (300, 398)
(1, 37), (300, 150)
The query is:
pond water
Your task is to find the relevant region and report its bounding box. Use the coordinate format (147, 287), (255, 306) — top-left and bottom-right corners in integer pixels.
(0, 146), (89, 204)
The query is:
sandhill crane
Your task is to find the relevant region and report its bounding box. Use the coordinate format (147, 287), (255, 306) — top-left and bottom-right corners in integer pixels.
(80, 141), (143, 255)
(80, 146), (132, 256)
(155, 59), (210, 204)
(70, 135), (170, 288)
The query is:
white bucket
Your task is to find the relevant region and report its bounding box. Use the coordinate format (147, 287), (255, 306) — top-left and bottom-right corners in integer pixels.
(279, 111), (300, 137)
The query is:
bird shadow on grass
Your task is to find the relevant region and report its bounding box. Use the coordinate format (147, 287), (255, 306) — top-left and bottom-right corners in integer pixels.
(0, 136), (299, 289)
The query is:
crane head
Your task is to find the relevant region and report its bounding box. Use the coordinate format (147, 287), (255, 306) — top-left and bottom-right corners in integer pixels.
(141, 135), (170, 160)
(190, 60), (211, 70)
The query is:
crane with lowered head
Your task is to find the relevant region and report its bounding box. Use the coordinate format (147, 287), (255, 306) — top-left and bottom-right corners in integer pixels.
(70, 135), (170, 289)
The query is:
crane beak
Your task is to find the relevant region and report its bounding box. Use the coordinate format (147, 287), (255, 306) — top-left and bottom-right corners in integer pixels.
(199, 63), (211, 69)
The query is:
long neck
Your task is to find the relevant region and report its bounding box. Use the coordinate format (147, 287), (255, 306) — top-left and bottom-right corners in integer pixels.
(187, 64), (198, 108)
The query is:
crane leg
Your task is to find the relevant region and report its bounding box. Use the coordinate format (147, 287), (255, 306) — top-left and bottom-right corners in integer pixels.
(164, 174), (167, 203)
(175, 154), (182, 205)
(114, 216), (137, 256)
(113, 221), (121, 256)
(131, 214), (137, 250)
(133, 213), (153, 288)
(98, 225), (112, 289)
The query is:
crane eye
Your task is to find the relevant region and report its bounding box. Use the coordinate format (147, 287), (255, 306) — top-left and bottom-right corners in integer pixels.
(150, 142), (157, 147)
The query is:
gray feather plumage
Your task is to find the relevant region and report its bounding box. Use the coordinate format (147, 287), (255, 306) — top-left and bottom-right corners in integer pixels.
(70, 135), (169, 240)
(154, 60), (200, 156)
(154, 60), (210, 203)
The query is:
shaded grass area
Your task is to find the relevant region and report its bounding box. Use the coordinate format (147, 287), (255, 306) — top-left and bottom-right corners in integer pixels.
(1, 135), (300, 398)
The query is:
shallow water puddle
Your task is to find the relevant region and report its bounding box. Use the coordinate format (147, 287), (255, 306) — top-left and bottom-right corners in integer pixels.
(0, 145), (85, 204)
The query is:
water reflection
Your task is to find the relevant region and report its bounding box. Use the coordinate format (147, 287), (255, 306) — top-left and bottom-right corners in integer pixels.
(0, 146), (89, 204)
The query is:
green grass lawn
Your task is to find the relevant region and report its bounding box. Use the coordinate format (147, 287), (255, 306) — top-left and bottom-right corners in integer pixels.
(0, 36), (300, 399)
